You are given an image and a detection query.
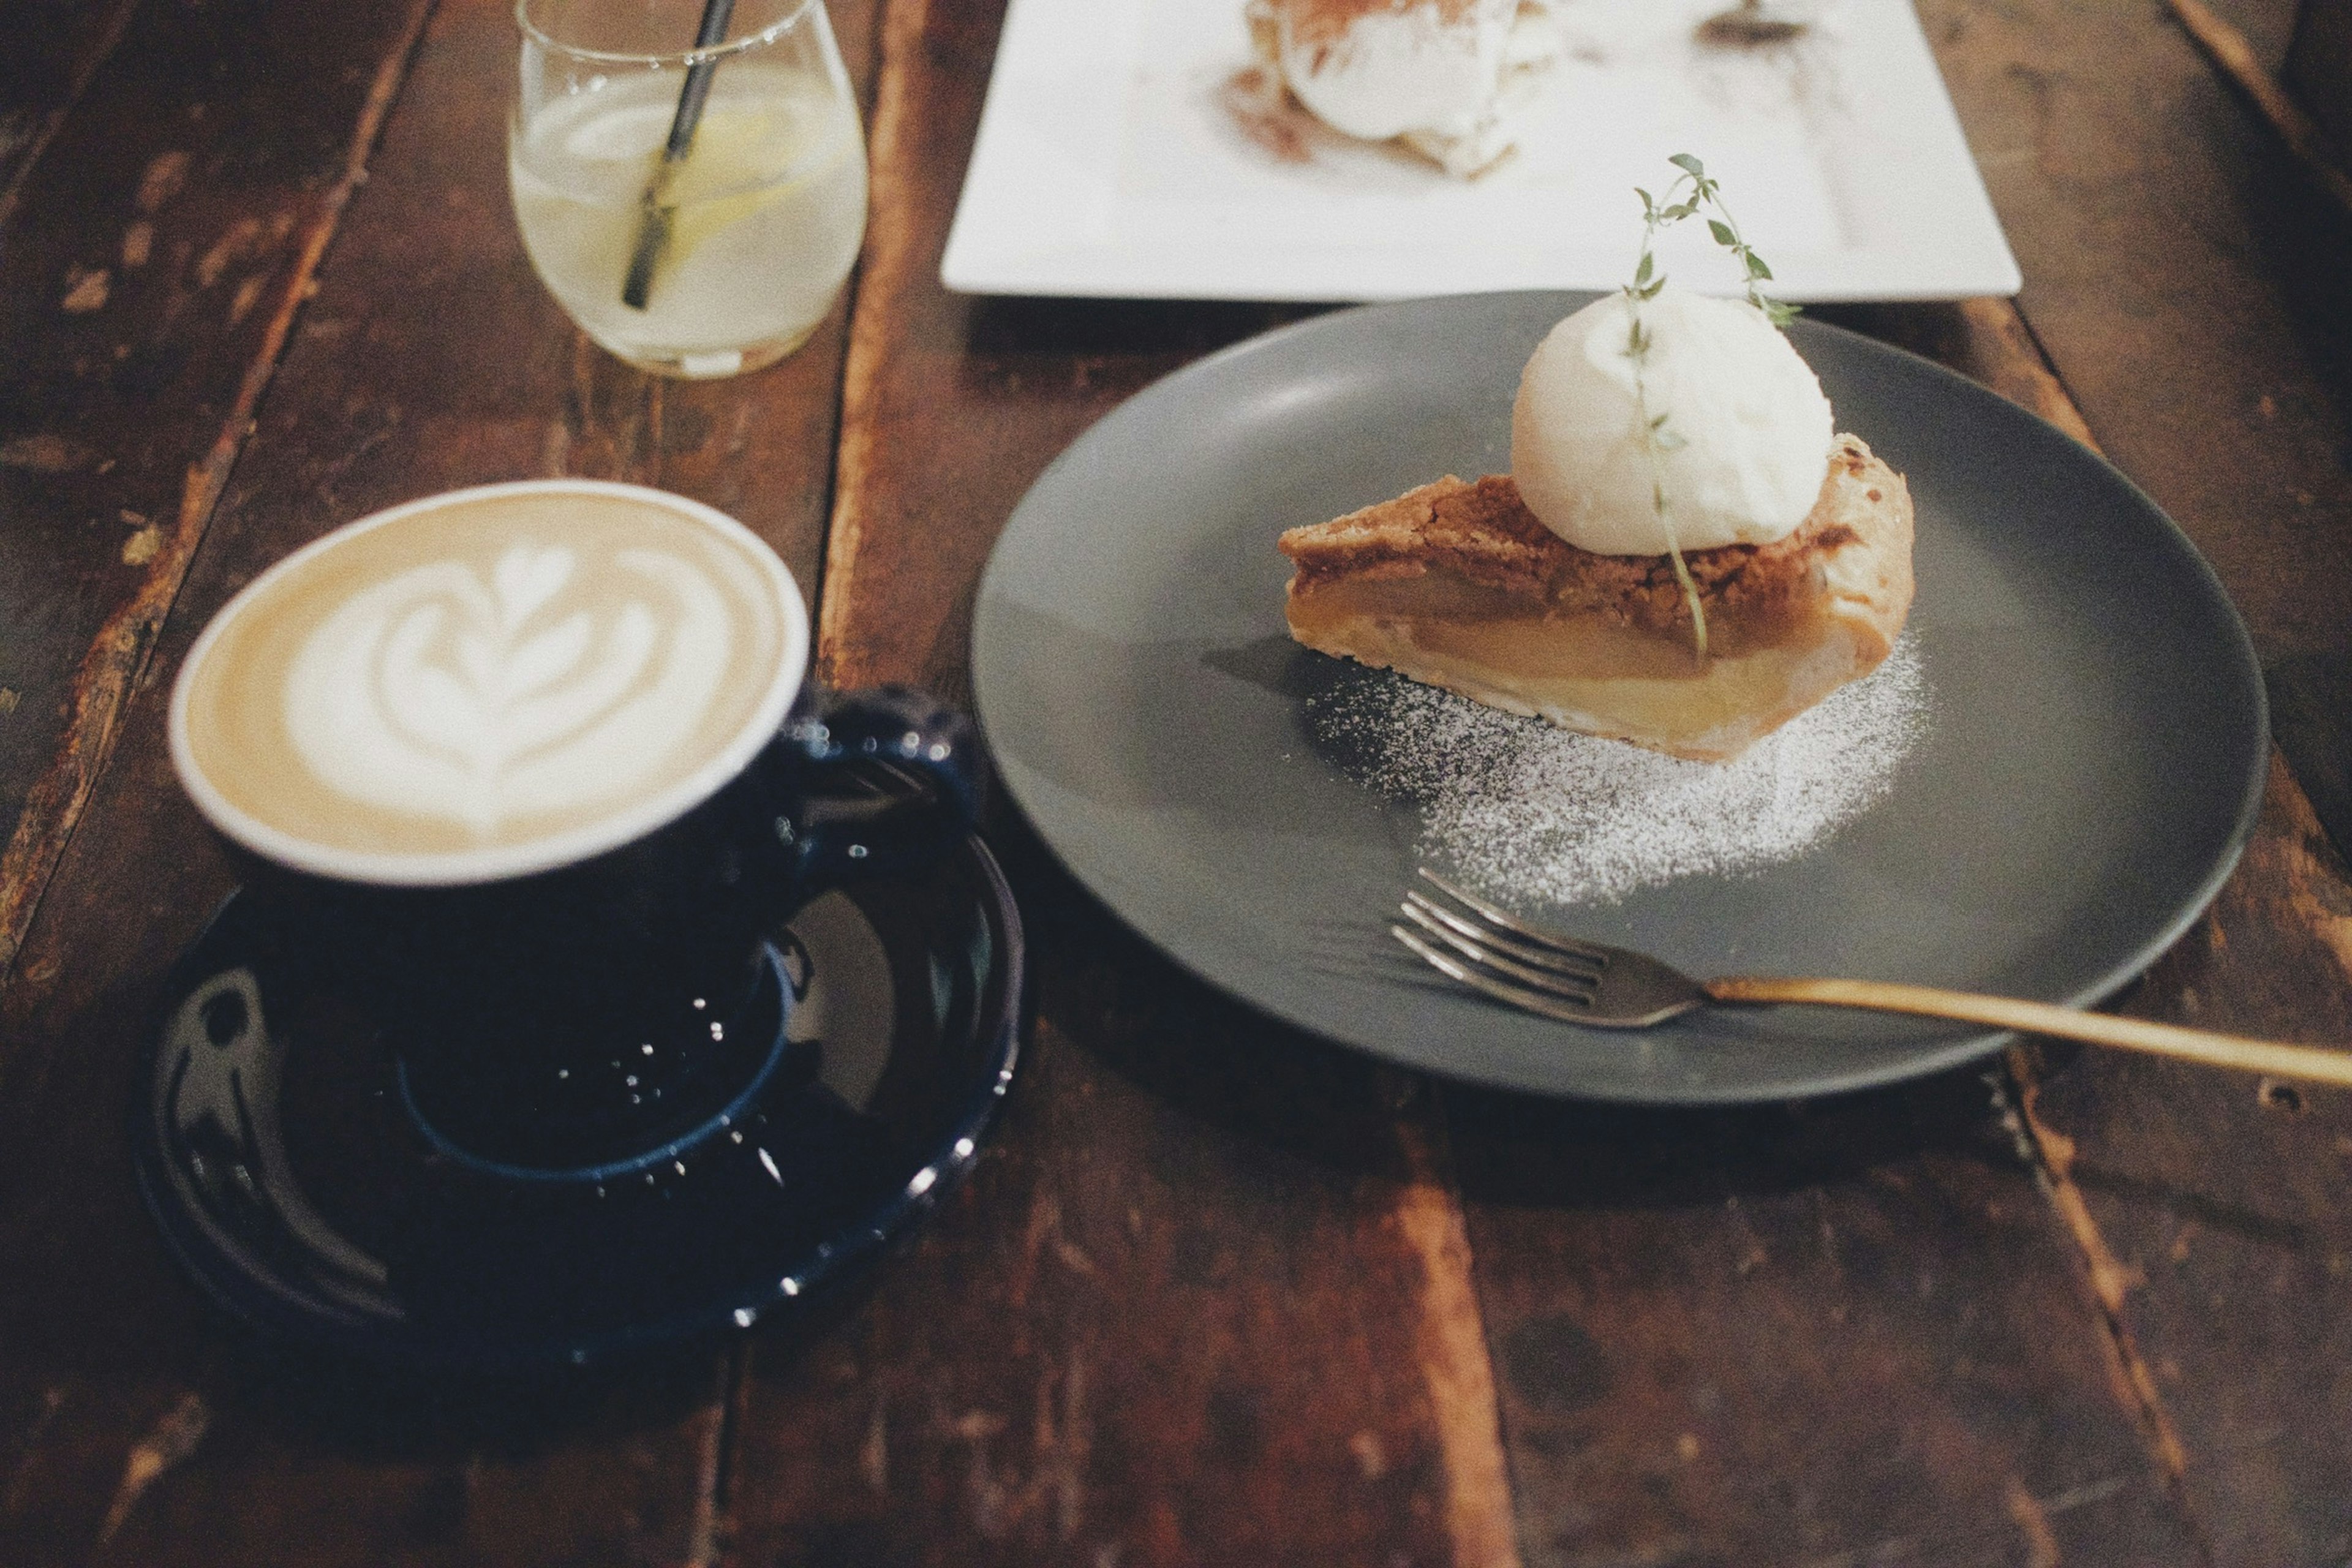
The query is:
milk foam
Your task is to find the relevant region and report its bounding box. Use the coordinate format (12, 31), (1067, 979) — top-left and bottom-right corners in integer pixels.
(286, 543), (731, 840)
(172, 483), (803, 885)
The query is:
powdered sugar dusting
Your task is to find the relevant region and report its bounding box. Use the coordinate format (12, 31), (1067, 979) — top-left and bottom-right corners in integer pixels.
(1306, 637), (1929, 905)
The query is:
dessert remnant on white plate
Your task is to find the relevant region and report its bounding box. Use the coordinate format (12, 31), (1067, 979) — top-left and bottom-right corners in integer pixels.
(1243, 0), (1562, 176)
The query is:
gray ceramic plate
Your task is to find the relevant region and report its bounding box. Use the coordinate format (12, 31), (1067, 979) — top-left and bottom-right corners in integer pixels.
(971, 292), (2266, 1104)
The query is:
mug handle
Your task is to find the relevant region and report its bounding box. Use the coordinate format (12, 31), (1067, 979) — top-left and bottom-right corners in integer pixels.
(769, 685), (985, 883)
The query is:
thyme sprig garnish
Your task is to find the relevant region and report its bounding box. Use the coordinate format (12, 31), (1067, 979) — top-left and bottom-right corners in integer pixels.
(1622, 153), (1798, 660)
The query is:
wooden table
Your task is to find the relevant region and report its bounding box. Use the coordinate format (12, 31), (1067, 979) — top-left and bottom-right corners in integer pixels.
(4, 0), (2350, 1562)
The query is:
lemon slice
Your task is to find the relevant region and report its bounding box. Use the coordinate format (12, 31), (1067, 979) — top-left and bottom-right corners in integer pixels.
(648, 100), (843, 277)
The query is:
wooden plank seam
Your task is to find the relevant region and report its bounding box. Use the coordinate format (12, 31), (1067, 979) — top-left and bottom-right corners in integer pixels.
(1989, 1055), (2218, 1567)
(0, 0), (140, 236)
(810, 0), (931, 690)
(699, 0), (891, 1540)
(682, 1346), (737, 1568)
(1966, 294), (2220, 1565)
(1392, 1074), (1527, 1568)
(0, 0), (440, 991)
(2166, 0), (2352, 218)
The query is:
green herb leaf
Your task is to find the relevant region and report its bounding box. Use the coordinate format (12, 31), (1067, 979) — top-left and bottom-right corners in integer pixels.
(1634, 251), (1653, 285)
(1668, 152), (1705, 176)
(1707, 219), (1735, 246)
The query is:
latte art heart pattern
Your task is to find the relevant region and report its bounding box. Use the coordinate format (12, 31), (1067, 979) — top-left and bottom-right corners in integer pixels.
(286, 543), (733, 839)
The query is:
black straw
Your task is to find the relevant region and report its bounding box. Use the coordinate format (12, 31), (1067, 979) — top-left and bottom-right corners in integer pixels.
(621, 0), (738, 310)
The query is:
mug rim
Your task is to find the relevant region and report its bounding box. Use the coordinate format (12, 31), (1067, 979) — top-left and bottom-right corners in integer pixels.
(513, 0), (821, 69)
(168, 479), (811, 889)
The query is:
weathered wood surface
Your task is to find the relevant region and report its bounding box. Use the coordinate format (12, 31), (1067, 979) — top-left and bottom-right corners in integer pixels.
(1447, 1073), (2206, 1566)
(0, 0), (435, 983)
(2290, 0), (2352, 157)
(1913, 2), (2352, 1564)
(810, 0), (1310, 699)
(2168, 0), (2352, 217)
(0, 0), (2349, 1562)
(728, 2), (2252, 1565)
(1922, 0), (2352, 663)
(2015, 760), (2352, 1568)
(739, 4), (1509, 1562)
(728, 921), (1516, 1566)
(0, 0), (139, 229)
(2268, 652), (2352, 858)
(0, 0), (876, 1559)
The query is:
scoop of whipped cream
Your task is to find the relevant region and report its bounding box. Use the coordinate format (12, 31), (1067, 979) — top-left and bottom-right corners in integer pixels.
(1247, 0), (1559, 178)
(1511, 284), (1834, 555)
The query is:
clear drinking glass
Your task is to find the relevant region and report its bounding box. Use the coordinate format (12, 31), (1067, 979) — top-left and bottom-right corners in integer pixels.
(510, 0), (869, 379)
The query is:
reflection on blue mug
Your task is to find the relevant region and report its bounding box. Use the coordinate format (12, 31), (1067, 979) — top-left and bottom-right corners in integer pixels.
(169, 480), (982, 1181)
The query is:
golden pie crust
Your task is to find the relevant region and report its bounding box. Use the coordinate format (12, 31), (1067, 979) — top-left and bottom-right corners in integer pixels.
(1278, 435), (1915, 761)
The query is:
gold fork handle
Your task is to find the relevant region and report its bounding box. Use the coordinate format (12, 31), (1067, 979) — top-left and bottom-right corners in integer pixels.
(1705, 974), (2352, 1088)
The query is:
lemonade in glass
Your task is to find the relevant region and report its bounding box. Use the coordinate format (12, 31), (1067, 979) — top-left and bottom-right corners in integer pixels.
(510, 0), (868, 379)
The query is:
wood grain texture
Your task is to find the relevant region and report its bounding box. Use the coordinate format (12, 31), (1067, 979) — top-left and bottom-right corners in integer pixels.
(2289, 0), (2352, 157)
(2015, 758), (2352, 1568)
(1918, 0), (2352, 663)
(1815, 298), (2097, 451)
(0, 0), (880, 1559)
(2267, 653), (2352, 861)
(812, 0), (1313, 698)
(728, 892), (1501, 1566)
(0, 0), (2346, 1561)
(2169, 0), (2352, 215)
(0, 0), (434, 983)
(1912, 4), (2352, 1562)
(0, 0), (138, 230)
(727, 0), (1498, 1561)
(1450, 1071), (2206, 1566)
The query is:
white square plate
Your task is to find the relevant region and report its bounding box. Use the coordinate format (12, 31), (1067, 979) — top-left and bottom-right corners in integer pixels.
(942, 0), (2020, 303)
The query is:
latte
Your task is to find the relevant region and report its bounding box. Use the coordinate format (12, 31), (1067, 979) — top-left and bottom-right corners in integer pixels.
(172, 482), (805, 885)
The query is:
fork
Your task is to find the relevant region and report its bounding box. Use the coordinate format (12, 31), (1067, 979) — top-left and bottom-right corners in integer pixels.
(1393, 869), (2352, 1088)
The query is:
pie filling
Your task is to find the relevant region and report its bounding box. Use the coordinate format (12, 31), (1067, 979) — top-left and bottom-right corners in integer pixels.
(1285, 596), (1886, 762)
(1278, 441), (1914, 762)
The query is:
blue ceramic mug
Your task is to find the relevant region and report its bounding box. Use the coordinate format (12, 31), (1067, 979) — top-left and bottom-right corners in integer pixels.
(169, 480), (981, 1183)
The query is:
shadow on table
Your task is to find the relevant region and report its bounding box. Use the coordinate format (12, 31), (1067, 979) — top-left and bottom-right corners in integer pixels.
(959, 295), (1336, 361)
(2244, 134), (2352, 412)
(1436, 1051), (2060, 1216)
(0, 952), (899, 1472)
(216, 1333), (733, 1459)
(991, 807), (2064, 1212)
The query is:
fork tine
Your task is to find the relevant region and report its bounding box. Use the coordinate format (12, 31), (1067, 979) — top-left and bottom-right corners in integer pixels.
(1390, 925), (1605, 1024)
(1415, 868), (1615, 966)
(1401, 891), (1604, 978)
(1395, 900), (1602, 1005)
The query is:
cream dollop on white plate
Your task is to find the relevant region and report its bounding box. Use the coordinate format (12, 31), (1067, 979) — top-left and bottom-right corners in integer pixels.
(1249, 0), (1560, 177)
